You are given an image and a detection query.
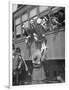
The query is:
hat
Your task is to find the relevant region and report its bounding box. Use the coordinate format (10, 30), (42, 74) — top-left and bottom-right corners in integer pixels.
(15, 47), (21, 53)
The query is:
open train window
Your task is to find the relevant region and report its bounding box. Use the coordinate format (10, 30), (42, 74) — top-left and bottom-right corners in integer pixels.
(22, 21), (30, 37)
(52, 8), (65, 22)
(50, 7), (65, 30)
(57, 8), (65, 26)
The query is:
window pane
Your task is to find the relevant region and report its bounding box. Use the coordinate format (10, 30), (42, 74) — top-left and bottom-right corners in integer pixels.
(22, 13), (28, 22)
(39, 6), (48, 13)
(24, 21), (29, 28)
(15, 17), (20, 25)
(16, 25), (21, 35)
(30, 8), (37, 18)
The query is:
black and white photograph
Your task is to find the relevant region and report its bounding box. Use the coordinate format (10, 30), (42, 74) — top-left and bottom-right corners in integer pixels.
(12, 4), (65, 86)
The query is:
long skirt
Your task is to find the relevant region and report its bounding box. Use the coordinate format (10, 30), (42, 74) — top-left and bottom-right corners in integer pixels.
(32, 64), (46, 84)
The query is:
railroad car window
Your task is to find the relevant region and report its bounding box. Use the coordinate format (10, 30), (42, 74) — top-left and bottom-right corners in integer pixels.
(16, 25), (21, 38)
(39, 6), (48, 13)
(50, 8), (65, 29)
(23, 21), (29, 28)
(15, 17), (20, 25)
(22, 13), (28, 22)
(30, 8), (37, 18)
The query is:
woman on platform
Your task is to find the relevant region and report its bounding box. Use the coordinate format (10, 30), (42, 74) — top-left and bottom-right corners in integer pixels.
(32, 42), (47, 84)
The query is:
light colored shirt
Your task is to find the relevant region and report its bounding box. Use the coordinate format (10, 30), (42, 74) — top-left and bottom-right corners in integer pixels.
(41, 42), (47, 61)
(41, 42), (47, 53)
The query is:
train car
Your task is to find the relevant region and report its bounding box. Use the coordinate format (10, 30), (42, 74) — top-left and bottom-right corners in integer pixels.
(12, 5), (65, 85)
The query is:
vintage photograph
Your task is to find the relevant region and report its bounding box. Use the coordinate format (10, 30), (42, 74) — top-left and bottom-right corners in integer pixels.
(12, 4), (65, 86)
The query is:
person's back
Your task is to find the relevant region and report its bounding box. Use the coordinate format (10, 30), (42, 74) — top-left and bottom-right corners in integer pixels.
(32, 49), (41, 65)
(32, 49), (46, 83)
